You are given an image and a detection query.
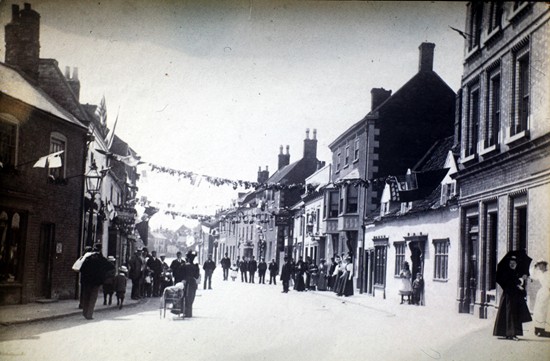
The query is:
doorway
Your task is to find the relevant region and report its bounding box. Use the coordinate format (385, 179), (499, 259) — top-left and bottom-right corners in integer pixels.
(37, 223), (55, 299)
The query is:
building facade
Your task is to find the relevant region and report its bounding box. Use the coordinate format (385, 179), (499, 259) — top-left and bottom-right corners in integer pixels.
(455, 2), (550, 318)
(328, 42), (456, 293)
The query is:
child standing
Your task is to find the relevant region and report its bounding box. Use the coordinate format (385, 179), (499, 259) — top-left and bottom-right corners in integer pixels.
(230, 263), (238, 281)
(114, 266), (128, 309)
(412, 273), (424, 305)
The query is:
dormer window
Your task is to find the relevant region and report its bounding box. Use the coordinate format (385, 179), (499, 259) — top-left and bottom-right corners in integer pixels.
(441, 181), (457, 205)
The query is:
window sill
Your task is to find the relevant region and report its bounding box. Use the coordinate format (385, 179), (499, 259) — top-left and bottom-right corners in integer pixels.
(460, 153), (477, 165)
(433, 278), (448, 283)
(353, 159), (359, 164)
(465, 45), (481, 62)
(505, 129), (529, 146)
(509, 3), (530, 22)
(484, 27), (502, 45)
(479, 144), (499, 157)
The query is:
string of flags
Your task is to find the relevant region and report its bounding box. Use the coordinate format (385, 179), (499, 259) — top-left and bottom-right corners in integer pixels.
(32, 150), (64, 168)
(147, 162), (390, 191)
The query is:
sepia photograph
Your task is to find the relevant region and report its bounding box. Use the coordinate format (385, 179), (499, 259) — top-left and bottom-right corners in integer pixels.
(0, 1), (549, 360)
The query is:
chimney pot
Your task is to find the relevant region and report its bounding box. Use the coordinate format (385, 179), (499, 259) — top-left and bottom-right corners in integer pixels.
(286, 145), (289, 155)
(265, 165), (268, 171)
(65, 66), (70, 78)
(258, 166), (261, 171)
(306, 128), (310, 139)
(24, 3), (31, 11)
(313, 129), (317, 140)
(279, 145), (283, 154)
(72, 67), (79, 80)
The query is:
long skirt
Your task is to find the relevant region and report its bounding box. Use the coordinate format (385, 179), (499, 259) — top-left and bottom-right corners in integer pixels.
(294, 273), (306, 291)
(493, 293), (532, 337)
(317, 273), (328, 291)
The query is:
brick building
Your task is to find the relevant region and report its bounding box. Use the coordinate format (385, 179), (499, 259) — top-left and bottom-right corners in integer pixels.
(454, 2), (550, 318)
(328, 42), (456, 294)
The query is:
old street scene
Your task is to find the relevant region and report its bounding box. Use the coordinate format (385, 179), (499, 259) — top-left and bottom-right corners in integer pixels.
(0, 1), (549, 361)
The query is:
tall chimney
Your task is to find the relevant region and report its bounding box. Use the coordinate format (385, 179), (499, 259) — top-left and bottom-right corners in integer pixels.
(371, 88), (392, 111)
(278, 145), (290, 170)
(5, 3), (41, 81)
(303, 128), (318, 159)
(418, 42), (435, 72)
(67, 66), (81, 101)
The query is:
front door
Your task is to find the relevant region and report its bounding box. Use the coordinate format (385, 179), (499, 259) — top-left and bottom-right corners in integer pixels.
(37, 223), (55, 299)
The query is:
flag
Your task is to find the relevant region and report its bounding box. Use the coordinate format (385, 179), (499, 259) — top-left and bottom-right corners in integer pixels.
(33, 150), (64, 168)
(113, 153), (142, 167)
(106, 106), (120, 150)
(449, 26), (471, 40)
(96, 95), (107, 127)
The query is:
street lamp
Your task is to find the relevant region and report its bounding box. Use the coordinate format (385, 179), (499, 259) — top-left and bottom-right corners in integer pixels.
(84, 162), (104, 247)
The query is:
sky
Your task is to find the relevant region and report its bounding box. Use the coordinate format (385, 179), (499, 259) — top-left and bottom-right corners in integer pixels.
(0, 0), (467, 227)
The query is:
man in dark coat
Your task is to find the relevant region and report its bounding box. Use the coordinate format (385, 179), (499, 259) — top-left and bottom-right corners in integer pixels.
(248, 256), (258, 283)
(183, 251), (200, 318)
(80, 243), (113, 320)
(258, 258), (268, 284)
(203, 255), (216, 289)
(220, 253), (231, 281)
(147, 251), (163, 297)
(280, 256), (292, 293)
(268, 259), (278, 285)
(170, 251), (186, 284)
(128, 249), (143, 300)
(239, 257), (248, 283)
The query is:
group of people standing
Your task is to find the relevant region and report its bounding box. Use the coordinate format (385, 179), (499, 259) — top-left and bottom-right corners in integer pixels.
(128, 248), (169, 300)
(278, 253), (354, 296)
(223, 255), (278, 285)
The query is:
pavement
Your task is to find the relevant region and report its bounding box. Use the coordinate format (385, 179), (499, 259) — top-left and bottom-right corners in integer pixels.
(0, 283), (143, 325)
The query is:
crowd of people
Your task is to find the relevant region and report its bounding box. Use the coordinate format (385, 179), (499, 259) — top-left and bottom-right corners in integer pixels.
(73, 243), (550, 341)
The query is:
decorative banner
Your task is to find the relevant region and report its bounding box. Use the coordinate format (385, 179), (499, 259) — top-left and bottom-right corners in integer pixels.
(33, 150), (64, 168)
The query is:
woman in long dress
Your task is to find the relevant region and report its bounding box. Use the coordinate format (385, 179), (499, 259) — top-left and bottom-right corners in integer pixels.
(531, 260), (550, 337)
(294, 259), (306, 292)
(398, 262), (412, 304)
(493, 255), (532, 340)
(333, 256), (344, 295)
(339, 256), (354, 297)
(317, 259), (328, 291)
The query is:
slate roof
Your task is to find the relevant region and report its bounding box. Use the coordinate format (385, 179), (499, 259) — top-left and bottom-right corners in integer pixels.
(0, 62), (85, 128)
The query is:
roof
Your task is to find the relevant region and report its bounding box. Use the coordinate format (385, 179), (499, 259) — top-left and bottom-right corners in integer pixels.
(267, 160), (302, 184)
(329, 70), (454, 148)
(413, 136), (457, 172)
(0, 62), (86, 128)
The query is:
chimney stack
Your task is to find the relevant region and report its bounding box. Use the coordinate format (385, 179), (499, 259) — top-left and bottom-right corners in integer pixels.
(5, 3), (41, 81)
(303, 128), (318, 159)
(67, 66), (81, 101)
(278, 145), (290, 170)
(418, 42), (435, 72)
(371, 88), (392, 111)
(257, 166), (270, 183)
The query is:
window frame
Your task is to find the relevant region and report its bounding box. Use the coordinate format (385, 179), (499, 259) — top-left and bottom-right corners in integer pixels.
(49, 132), (67, 179)
(345, 184), (358, 214)
(511, 46), (530, 137)
(484, 67), (501, 150)
(373, 238), (388, 287)
(394, 241), (406, 277)
(464, 81), (480, 159)
(0, 115), (19, 168)
(433, 238), (450, 281)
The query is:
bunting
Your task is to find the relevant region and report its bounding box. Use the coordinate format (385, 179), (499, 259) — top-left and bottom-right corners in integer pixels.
(33, 150), (64, 168)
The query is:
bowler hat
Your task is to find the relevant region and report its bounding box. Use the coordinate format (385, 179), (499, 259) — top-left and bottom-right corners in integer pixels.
(107, 256), (116, 262)
(119, 266), (128, 273)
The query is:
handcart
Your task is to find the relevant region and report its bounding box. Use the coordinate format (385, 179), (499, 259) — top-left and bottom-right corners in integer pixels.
(160, 281), (186, 318)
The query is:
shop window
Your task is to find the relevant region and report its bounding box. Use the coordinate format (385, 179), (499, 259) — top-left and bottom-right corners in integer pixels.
(0, 210), (24, 283)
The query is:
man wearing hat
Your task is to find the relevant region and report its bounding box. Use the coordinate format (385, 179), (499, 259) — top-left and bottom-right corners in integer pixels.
(147, 251), (163, 297)
(128, 249), (143, 300)
(80, 243), (112, 320)
(170, 251), (186, 284)
(183, 250), (200, 317)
